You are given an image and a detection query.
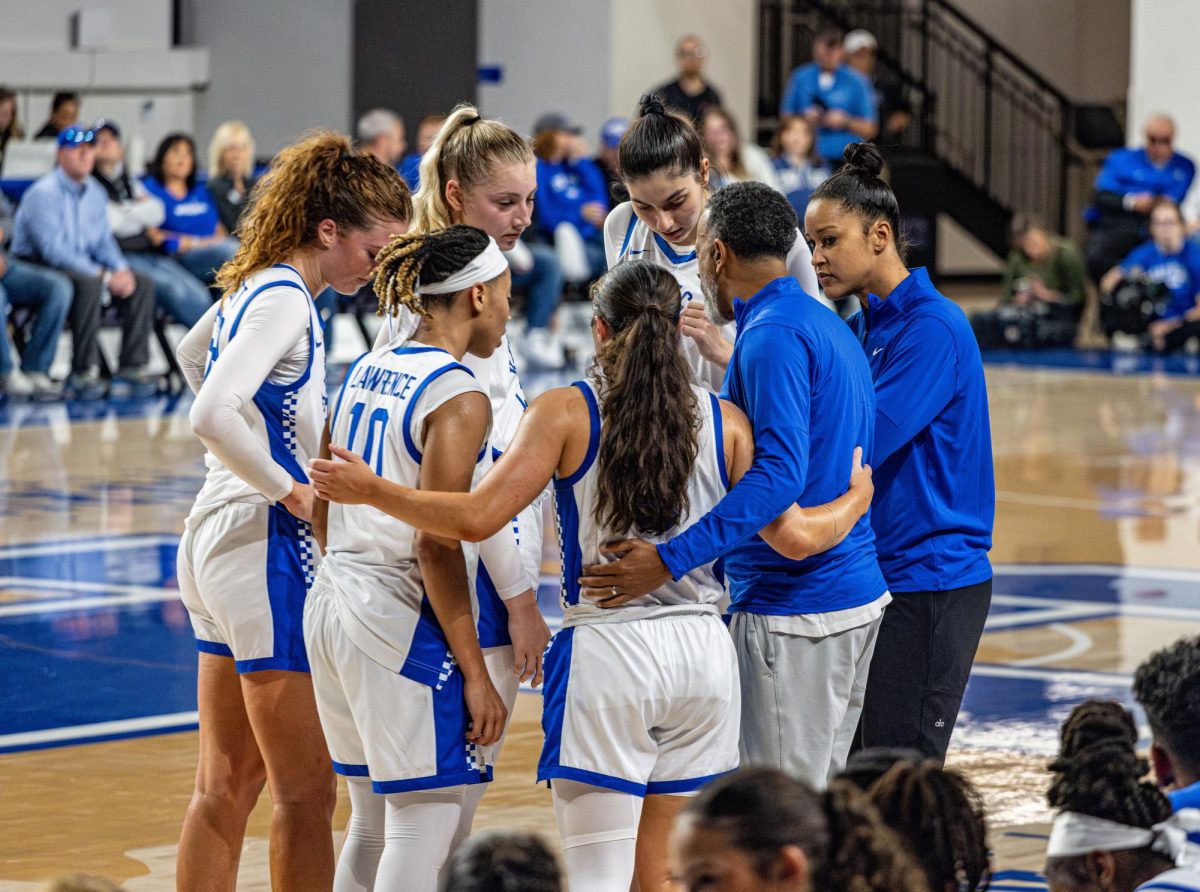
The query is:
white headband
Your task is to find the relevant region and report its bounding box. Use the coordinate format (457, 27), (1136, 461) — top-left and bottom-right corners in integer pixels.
(1048, 809), (1200, 867)
(417, 236), (508, 295)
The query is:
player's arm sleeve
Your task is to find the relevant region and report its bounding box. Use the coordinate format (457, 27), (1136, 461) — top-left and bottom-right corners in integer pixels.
(475, 447), (532, 600)
(871, 316), (959, 467)
(603, 203), (634, 268)
(175, 299), (222, 395)
(188, 290), (311, 502)
(657, 328), (813, 578)
(786, 230), (821, 299)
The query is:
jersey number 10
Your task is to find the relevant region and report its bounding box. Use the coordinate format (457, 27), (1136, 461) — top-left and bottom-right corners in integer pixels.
(345, 402), (390, 474)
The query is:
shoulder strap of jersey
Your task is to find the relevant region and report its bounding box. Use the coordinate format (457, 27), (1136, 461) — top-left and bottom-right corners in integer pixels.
(708, 391), (731, 490)
(401, 361), (479, 464)
(558, 380), (601, 487)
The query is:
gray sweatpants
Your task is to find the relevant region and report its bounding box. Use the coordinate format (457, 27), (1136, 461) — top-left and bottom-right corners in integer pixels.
(730, 610), (882, 789)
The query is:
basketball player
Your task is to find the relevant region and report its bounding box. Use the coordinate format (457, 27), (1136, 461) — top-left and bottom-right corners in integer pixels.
(305, 225), (510, 892)
(806, 143), (994, 763)
(309, 260), (873, 892)
(375, 104), (552, 849)
(172, 132), (411, 890)
(604, 93), (823, 391)
(580, 183), (888, 791)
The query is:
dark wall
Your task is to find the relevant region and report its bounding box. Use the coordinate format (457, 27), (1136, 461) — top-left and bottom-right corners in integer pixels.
(353, 0), (478, 147)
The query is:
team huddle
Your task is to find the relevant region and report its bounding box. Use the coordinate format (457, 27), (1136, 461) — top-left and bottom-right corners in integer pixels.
(172, 96), (995, 892)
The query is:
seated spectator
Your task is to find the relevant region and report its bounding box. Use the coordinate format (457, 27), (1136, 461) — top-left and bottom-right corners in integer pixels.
(142, 133), (238, 285)
(0, 190), (70, 400)
(593, 116), (628, 210)
(11, 124), (156, 398)
(399, 113), (445, 191)
(0, 87), (24, 175)
(442, 831), (563, 892)
(532, 112), (608, 281)
(356, 107), (406, 167)
(671, 768), (929, 892)
(93, 120), (210, 328)
(866, 761), (991, 892)
(1045, 700), (1200, 892)
(781, 28), (878, 164)
(651, 35), (723, 124)
(771, 115), (831, 219)
(700, 106), (780, 191)
(205, 120), (258, 235)
(33, 92), (80, 141)
(844, 29), (914, 146)
(1133, 635), (1200, 812)
(972, 214), (1086, 349)
(1100, 199), (1200, 351)
(1085, 115), (1196, 285)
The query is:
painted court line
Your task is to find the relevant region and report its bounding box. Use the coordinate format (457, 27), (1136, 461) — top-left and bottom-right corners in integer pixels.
(0, 535), (177, 560)
(0, 711), (199, 752)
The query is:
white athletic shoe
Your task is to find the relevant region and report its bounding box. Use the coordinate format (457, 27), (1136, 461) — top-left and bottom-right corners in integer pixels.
(522, 327), (567, 370)
(3, 369), (34, 398)
(1110, 332), (1142, 353)
(25, 372), (63, 401)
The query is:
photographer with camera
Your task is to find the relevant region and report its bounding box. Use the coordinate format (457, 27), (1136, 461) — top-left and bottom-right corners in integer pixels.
(1100, 198), (1200, 351)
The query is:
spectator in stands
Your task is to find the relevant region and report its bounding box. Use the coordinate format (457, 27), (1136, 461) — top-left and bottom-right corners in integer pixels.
(356, 107), (406, 167)
(593, 117), (629, 210)
(651, 35), (723, 124)
(11, 124), (156, 399)
(442, 831), (563, 892)
(0, 87), (24, 175)
(33, 92), (80, 141)
(0, 190), (70, 400)
(399, 113), (446, 191)
(143, 133), (238, 286)
(1101, 198), (1200, 352)
(1133, 635), (1200, 812)
(205, 120), (258, 235)
(781, 28), (878, 163)
(1085, 114), (1196, 284)
(93, 120), (210, 328)
(771, 115), (830, 219)
(532, 112), (609, 281)
(972, 214), (1086, 348)
(843, 29), (914, 146)
(700, 106), (780, 191)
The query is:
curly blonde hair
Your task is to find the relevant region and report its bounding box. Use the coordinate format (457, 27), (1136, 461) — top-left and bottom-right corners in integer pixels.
(215, 130), (411, 297)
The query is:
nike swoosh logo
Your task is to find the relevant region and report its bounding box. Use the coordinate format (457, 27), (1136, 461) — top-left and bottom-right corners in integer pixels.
(873, 347), (884, 356)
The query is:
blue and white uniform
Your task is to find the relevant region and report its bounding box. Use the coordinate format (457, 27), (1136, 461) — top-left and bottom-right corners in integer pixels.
(603, 202), (824, 392)
(538, 379), (740, 796)
(176, 263), (326, 673)
(1136, 868), (1200, 891)
(304, 342), (493, 793)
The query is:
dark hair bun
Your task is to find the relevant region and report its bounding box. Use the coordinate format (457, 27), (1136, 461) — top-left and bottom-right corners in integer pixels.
(842, 142), (884, 177)
(638, 93), (668, 118)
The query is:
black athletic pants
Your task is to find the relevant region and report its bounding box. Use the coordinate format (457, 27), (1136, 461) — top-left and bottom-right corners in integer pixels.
(61, 269), (154, 373)
(854, 578), (993, 763)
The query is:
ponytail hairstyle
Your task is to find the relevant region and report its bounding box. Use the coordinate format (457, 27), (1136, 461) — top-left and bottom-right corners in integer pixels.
(1046, 700), (1174, 887)
(216, 130), (411, 297)
(809, 142), (905, 258)
(867, 761), (991, 892)
(589, 260), (699, 536)
(683, 768), (929, 892)
(372, 224), (493, 319)
(618, 93), (705, 181)
(413, 104), (534, 234)
(1133, 635), (1200, 779)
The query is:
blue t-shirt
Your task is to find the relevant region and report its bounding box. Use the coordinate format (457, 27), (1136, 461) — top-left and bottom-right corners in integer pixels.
(143, 177), (222, 244)
(400, 153), (422, 192)
(773, 156), (831, 222)
(658, 276), (886, 615)
(535, 157), (609, 242)
(780, 64), (877, 162)
(1120, 239), (1200, 321)
(1169, 780), (1200, 813)
(1096, 147), (1196, 205)
(846, 268), (994, 594)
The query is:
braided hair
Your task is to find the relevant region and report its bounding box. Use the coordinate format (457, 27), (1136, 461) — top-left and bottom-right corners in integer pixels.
(372, 224), (493, 319)
(1133, 635), (1200, 777)
(867, 760), (991, 892)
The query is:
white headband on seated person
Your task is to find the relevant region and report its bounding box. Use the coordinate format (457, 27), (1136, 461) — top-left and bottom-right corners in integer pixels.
(1048, 809), (1200, 867)
(417, 236), (508, 295)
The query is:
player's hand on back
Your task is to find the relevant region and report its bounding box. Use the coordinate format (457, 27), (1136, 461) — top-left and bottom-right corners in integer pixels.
(506, 590), (550, 686)
(463, 676), (507, 746)
(579, 539), (671, 607)
(309, 445), (379, 504)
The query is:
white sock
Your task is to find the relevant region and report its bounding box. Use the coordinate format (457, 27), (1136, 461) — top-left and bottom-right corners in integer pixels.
(374, 786), (466, 892)
(552, 779), (642, 892)
(334, 778), (386, 892)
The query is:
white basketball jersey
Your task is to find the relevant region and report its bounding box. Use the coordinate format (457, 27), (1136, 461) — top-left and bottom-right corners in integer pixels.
(554, 379), (730, 625)
(191, 264), (327, 513)
(323, 343), (488, 687)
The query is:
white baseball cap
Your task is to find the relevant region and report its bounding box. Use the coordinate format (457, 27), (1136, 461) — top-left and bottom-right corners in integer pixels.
(844, 29), (878, 54)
